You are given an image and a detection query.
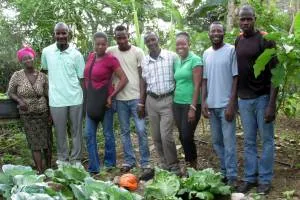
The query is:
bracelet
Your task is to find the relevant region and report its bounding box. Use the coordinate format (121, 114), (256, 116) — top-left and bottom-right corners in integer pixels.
(190, 104), (197, 111)
(138, 103), (145, 107)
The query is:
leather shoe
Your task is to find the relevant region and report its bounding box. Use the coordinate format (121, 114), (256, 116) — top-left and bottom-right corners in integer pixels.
(257, 183), (271, 194)
(237, 181), (257, 193)
(227, 179), (238, 190)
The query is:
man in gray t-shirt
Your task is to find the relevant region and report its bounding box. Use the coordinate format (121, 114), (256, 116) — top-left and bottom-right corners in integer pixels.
(201, 22), (238, 188)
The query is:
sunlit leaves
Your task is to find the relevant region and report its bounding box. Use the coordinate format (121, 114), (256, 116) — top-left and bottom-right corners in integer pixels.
(253, 48), (276, 78)
(294, 12), (300, 41)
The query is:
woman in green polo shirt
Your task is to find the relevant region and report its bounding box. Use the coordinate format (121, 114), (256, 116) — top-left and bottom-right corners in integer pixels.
(173, 32), (203, 169)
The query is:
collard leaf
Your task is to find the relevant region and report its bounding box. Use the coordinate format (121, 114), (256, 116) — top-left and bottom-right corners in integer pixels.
(13, 175), (45, 186)
(2, 165), (35, 177)
(144, 168), (180, 199)
(11, 192), (55, 200)
(194, 191), (214, 200)
(254, 48), (276, 78)
(70, 184), (87, 200)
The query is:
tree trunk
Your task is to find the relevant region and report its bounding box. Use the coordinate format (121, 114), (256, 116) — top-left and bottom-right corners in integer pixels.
(226, 0), (236, 32)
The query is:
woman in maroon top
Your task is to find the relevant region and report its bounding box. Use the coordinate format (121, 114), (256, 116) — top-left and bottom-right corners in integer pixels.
(84, 32), (128, 174)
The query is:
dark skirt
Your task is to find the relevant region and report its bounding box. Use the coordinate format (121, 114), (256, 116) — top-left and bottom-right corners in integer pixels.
(20, 112), (52, 151)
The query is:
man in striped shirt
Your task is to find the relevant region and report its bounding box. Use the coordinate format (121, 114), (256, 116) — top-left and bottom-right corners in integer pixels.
(139, 32), (180, 174)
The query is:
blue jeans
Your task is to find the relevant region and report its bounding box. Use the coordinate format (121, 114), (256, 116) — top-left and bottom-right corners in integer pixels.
(238, 95), (274, 184)
(209, 108), (237, 180)
(85, 101), (116, 173)
(116, 99), (150, 168)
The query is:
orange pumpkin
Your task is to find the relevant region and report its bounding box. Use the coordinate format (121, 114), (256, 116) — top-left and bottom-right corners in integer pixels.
(118, 173), (139, 191)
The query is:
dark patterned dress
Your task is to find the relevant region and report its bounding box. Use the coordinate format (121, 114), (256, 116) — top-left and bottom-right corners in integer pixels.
(7, 70), (52, 151)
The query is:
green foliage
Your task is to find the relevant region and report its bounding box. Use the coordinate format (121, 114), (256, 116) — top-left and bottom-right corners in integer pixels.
(144, 168), (231, 200)
(253, 48), (276, 78)
(0, 93), (9, 99)
(282, 190), (295, 200)
(295, 12), (300, 41)
(280, 93), (300, 117)
(179, 168), (231, 199)
(248, 0), (291, 32)
(144, 168), (181, 200)
(0, 122), (32, 166)
(71, 177), (142, 200)
(0, 163), (142, 200)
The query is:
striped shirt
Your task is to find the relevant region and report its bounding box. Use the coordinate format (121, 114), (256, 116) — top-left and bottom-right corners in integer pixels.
(141, 49), (177, 95)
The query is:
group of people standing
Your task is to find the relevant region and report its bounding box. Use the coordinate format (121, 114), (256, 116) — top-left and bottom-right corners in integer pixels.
(7, 5), (277, 195)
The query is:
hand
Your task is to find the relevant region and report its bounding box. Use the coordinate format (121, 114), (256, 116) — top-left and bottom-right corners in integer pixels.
(106, 96), (112, 108)
(264, 104), (276, 123)
(225, 104), (235, 122)
(201, 102), (210, 118)
(18, 101), (28, 111)
(188, 109), (196, 123)
(137, 105), (145, 119)
(48, 115), (53, 125)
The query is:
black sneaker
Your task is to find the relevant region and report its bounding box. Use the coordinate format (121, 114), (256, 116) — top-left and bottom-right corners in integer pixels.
(257, 183), (271, 194)
(237, 181), (257, 193)
(120, 165), (133, 173)
(227, 179), (238, 190)
(140, 168), (154, 181)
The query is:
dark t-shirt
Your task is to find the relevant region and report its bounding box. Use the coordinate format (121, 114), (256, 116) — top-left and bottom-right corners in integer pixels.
(235, 31), (277, 99)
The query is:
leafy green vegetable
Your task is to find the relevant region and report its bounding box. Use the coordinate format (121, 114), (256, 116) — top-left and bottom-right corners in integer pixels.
(2, 165), (36, 177)
(0, 93), (9, 100)
(145, 168), (231, 200)
(144, 167), (181, 200)
(70, 177), (142, 200)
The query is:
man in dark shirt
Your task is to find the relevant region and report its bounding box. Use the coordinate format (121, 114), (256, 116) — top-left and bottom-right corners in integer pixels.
(235, 5), (278, 194)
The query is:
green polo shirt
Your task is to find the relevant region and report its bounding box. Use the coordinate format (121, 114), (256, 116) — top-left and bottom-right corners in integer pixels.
(173, 52), (203, 104)
(41, 43), (85, 107)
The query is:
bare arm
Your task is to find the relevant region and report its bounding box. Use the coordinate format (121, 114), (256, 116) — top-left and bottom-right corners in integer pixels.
(138, 67), (147, 105)
(188, 66), (202, 122)
(137, 67), (147, 118)
(264, 86), (278, 123)
(225, 76), (238, 121)
(201, 78), (209, 118)
(110, 68), (128, 98)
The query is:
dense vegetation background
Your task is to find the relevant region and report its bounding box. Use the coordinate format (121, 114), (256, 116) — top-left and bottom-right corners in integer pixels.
(1, 0), (299, 117)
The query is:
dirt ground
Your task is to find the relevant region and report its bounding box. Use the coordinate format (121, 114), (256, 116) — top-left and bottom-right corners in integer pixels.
(92, 115), (300, 199)
(0, 115), (299, 199)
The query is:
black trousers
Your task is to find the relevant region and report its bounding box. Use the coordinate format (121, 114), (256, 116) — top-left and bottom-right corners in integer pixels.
(173, 103), (201, 162)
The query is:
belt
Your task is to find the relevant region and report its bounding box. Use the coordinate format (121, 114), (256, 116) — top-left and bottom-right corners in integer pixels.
(147, 91), (173, 99)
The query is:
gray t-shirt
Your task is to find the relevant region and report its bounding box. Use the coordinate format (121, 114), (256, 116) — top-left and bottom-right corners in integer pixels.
(203, 43), (238, 108)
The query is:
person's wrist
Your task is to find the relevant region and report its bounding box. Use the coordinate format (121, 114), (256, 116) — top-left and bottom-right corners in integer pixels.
(138, 103), (145, 107)
(190, 104), (197, 111)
